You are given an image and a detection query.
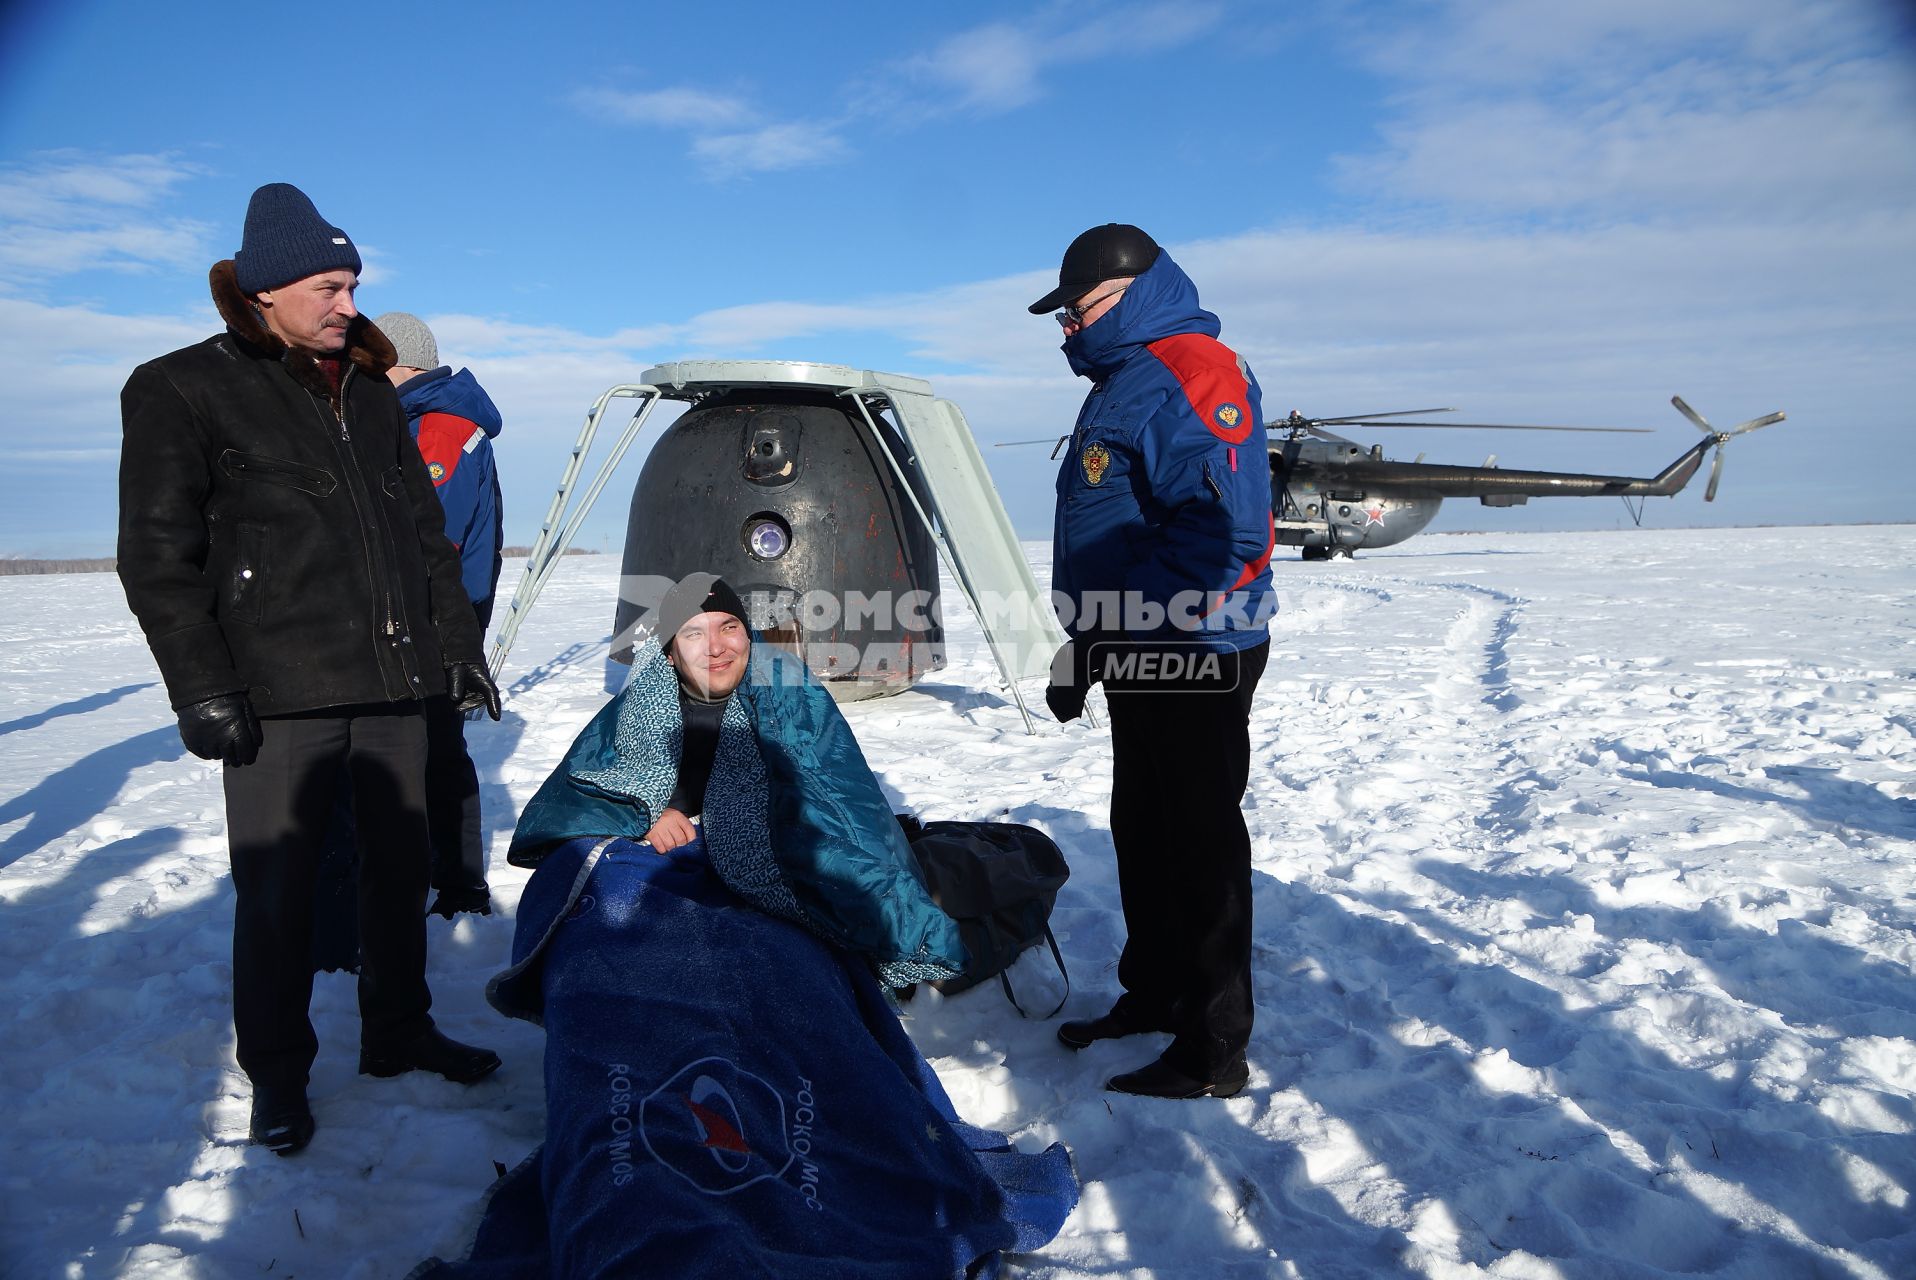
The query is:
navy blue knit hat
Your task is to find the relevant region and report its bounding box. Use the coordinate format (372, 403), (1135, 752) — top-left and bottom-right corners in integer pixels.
(233, 183), (361, 294)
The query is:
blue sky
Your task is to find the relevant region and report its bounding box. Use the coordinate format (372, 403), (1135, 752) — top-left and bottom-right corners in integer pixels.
(3, 0), (1913, 557)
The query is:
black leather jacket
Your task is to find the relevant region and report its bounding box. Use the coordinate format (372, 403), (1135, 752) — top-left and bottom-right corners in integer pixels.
(117, 261), (484, 714)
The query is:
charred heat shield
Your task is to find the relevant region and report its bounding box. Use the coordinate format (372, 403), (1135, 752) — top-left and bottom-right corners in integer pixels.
(612, 388), (944, 700)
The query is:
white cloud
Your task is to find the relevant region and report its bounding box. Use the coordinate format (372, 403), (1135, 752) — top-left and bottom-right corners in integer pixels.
(878, 2), (1226, 122)
(574, 3), (1225, 176)
(570, 76), (847, 178)
(900, 23), (1045, 113)
(1332, 0), (1916, 220)
(0, 153), (213, 287)
(690, 123), (852, 178)
(570, 86), (755, 130)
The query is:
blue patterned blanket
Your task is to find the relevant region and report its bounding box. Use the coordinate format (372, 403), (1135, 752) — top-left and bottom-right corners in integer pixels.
(412, 835), (1077, 1278)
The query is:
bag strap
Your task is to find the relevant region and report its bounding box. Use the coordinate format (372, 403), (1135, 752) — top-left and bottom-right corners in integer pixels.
(999, 924), (1070, 1019)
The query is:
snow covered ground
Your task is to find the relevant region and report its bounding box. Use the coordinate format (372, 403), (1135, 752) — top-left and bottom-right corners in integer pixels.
(3, 525), (1913, 1278)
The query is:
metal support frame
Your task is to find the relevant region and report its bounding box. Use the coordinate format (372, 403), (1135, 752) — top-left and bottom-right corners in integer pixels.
(841, 391), (1043, 734)
(487, 384), (663, 676)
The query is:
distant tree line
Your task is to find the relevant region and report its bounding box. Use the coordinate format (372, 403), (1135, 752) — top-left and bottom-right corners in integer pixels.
(0, 548), (599, 576)
(0, 558), (118, 575)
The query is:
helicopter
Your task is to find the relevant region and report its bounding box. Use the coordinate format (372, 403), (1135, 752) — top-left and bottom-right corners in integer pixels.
(1264, 395), (1786, 559)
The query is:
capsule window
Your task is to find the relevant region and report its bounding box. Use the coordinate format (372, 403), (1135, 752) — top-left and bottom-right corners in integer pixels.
(743, 512), (793, 561)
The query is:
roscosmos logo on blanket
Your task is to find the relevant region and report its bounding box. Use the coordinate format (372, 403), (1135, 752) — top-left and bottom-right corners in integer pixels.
(631, 1056), (823, 1207)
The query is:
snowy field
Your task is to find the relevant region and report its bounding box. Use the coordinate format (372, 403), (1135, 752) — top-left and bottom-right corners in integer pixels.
(3, 525), (1914, 1279)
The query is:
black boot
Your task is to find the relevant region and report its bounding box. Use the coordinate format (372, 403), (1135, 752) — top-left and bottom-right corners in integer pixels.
(360, 1027), (501, 1084)
(1106, 1053), (1249, 1099)
(1056, 1006), (1168, 1050)
(249, 1082), (316, 1155)
(427, 886), (494, 919)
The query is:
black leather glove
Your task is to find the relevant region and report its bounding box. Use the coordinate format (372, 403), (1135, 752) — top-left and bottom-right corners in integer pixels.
(1045, 638), (1094, 723)
(1044, 677), (1088, 723)
(177, 692), (263, 767)
(446, 662), (501, 721)
(1045, 632), (1127, 723)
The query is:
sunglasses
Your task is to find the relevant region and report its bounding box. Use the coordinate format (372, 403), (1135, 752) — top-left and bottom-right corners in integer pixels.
(1055, 285), (1129, 327)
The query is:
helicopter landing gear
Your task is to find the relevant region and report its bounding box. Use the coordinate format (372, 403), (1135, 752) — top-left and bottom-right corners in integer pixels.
(1301, 545), (1333, 562)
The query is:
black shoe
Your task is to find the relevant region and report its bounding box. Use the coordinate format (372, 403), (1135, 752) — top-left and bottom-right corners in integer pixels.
(360, 1028), (501, 1084)
(1106, 1054), (1250, 1099)
(1057, 1009), (1164, 1050)
(249, 1085), (315, 1155)
(428, 886), (493, 919)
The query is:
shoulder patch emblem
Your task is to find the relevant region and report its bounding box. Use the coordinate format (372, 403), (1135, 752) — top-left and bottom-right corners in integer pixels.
(1081, 442), (1111, 487)
(427, 460), (447, 483)
(1215, 403), (1242, 430)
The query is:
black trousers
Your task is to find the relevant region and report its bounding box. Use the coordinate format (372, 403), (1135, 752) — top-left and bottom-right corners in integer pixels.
(1102, 639), (1269, 1076)
(423, 694), (486, 893)
(224, 706), (435, 1091)
(426, 596), (492, 895)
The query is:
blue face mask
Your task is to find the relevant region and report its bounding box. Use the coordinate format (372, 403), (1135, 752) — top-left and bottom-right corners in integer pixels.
(1059, 290), (1130, 379)
(1061, 327), (1100, 379)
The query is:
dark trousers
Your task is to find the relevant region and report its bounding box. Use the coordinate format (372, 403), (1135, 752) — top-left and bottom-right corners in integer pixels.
(426, 595), (492, 895)
(423, 694), (487, 893)
(1103, 639), (1269, 1076)
(224, 706), (435, 1092)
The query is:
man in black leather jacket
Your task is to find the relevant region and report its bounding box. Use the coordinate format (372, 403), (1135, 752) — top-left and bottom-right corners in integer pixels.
(117, 183), (501, 1156)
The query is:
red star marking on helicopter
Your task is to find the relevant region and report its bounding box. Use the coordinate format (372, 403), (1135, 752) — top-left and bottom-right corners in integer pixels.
(1363, 505), (1387, 526)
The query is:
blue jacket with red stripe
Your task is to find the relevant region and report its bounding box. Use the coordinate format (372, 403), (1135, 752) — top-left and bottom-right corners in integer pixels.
(1051, 249), (1275, 652)
(395, 367), (504, 618)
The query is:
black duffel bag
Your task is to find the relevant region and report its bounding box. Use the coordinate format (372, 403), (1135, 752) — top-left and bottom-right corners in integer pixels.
(898, 816), (1070, 1017)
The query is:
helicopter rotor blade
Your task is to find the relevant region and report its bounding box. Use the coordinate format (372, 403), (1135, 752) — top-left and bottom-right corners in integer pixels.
(992, 435), (1073, 459)
(1311, 408), (1458, 424)
(1670, 395), (1714, 435)
(1726, 411), (1786, 436)
(1705, 446), (1726, 502)
(1320, 420), (1653, 433)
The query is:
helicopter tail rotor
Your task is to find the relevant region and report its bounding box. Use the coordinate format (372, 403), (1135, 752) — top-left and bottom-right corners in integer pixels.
(1670, 396), (1786, 501)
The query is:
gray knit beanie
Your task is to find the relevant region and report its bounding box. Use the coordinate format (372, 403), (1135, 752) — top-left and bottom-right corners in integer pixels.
(233, 183), (361, 294)
(373, 312), (441, 371)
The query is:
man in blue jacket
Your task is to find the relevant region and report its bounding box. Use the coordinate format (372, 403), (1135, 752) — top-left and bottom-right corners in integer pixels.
(375, 312), (504, 917)
(1032, 224), (1275, 1100)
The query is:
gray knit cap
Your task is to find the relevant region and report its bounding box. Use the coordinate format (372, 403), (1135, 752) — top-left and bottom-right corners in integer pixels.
(373, 312), (441, 371)
(233, 183), (361, 294)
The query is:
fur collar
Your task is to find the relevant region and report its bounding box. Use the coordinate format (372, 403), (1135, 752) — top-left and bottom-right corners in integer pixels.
(208, 260), (398, 397)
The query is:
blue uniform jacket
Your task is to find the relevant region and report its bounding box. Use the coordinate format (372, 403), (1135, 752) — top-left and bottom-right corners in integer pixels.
(396, 367), (504, 613)
(1052, 250), (1275, 650)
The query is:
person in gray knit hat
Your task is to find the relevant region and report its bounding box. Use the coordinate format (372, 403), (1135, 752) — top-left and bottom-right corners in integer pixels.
(372, 310), (508, 918)
(116, 181), (502, 1157)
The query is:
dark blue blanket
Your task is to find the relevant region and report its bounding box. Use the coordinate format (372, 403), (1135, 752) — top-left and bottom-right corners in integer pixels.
(414, 836), (1077, 1278)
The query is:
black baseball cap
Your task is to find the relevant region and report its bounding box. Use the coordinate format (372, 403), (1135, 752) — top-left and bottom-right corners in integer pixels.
(1028, 223), (1161, 314)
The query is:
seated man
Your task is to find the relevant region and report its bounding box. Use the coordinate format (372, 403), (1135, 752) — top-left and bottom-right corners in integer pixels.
(510, 574), (967, 986)
(637, 581), (759, 855)
(416, 576), (1077, 1279)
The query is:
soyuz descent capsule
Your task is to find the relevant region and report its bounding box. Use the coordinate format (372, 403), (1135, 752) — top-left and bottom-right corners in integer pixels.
(611, 381), (944, 700)
(490, 360), (1063, 727)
